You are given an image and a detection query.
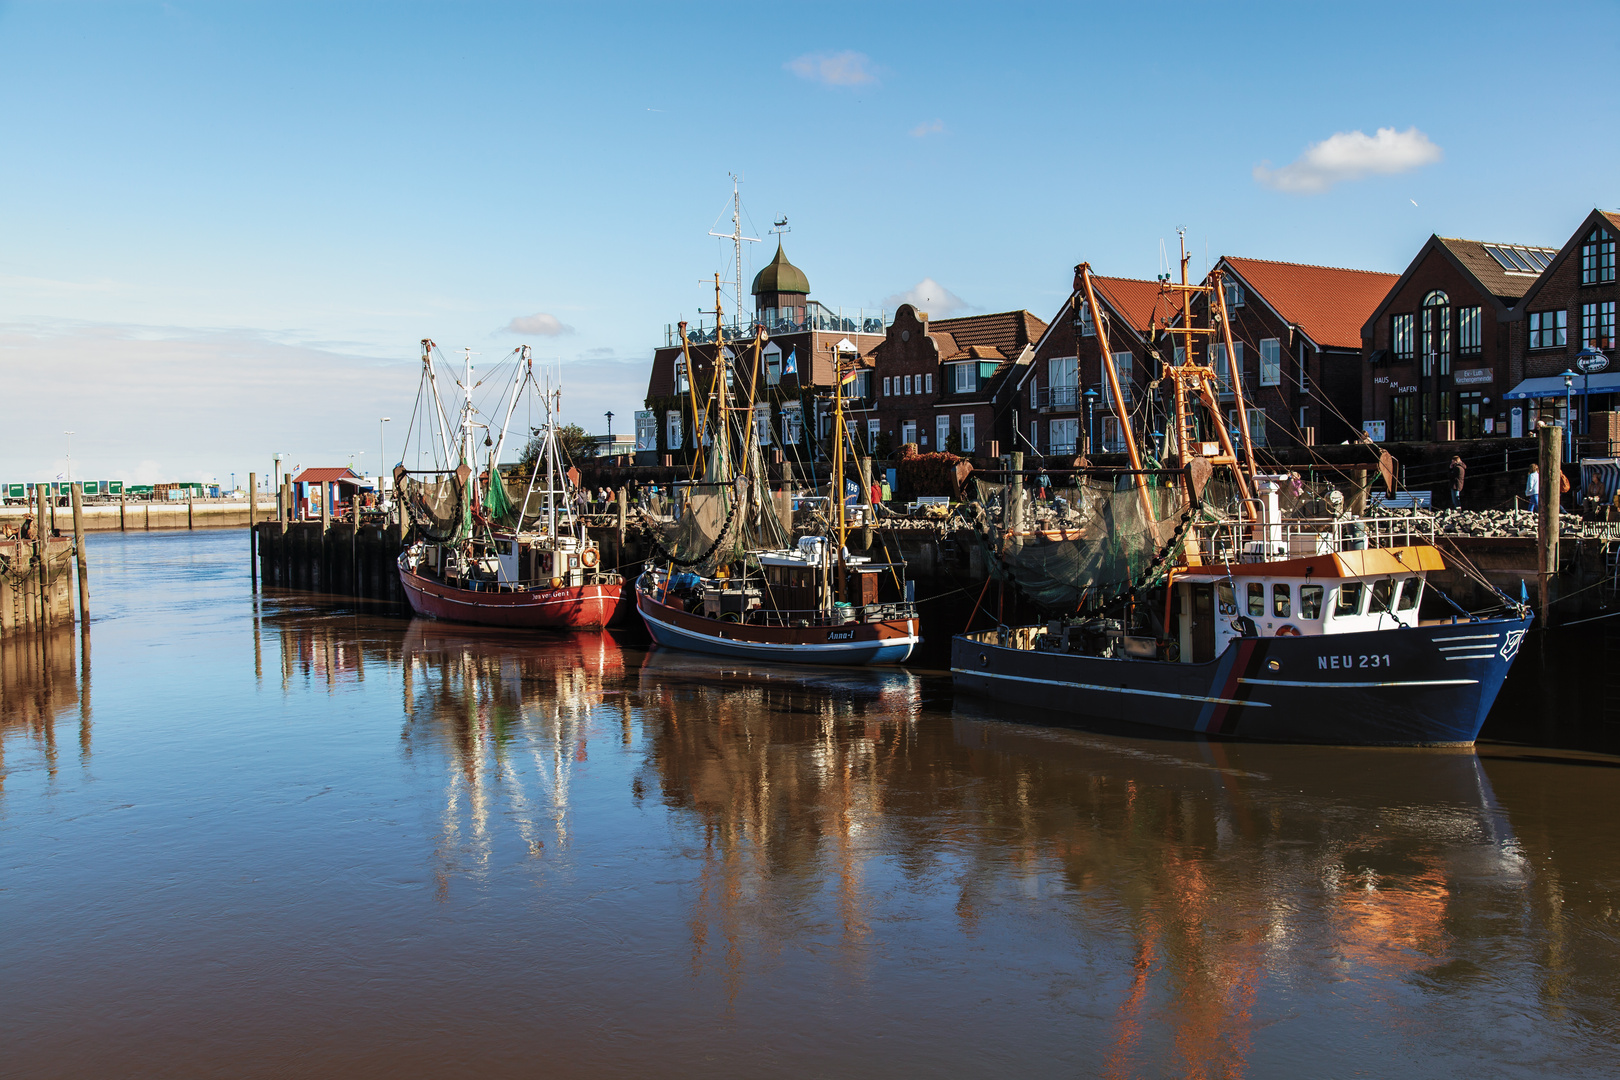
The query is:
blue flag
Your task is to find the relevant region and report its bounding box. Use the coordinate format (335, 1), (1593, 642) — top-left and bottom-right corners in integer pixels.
(783, 348), (797, 376)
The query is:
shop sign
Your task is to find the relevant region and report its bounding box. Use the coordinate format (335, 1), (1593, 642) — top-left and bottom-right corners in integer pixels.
(1454, 368), (1493, 386)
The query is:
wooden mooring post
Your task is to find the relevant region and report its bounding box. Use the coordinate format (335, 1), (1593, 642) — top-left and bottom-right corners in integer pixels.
(248, 472), (258, 586)
(70, 483), (89, 625)
(1537, 422), (1561, 620)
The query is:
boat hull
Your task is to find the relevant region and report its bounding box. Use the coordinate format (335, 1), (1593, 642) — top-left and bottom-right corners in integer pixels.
(400, 566), (631, 629)
(636, 590), (918, 665)
(951, 615), (1531, 746)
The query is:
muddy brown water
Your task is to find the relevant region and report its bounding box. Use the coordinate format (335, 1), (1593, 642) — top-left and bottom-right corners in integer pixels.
(2, 529), (1618, 1078)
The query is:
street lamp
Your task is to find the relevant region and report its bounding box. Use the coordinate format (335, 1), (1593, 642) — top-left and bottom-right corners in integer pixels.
(379, 418), (392, 493)
(1562, 369), (1578, 463)
(1083, 388), (1100, 454)
(64, 430), (74, 488)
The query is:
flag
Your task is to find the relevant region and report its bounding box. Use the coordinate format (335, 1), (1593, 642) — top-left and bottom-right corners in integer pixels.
(840, 367), (858, 385)
(782, 348), (797, 375)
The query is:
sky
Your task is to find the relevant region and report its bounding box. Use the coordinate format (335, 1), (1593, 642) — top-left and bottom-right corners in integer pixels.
(2, 0), (1616, 486)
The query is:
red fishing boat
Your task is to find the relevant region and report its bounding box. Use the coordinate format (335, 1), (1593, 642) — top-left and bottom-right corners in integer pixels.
(395, 341), (630, 630)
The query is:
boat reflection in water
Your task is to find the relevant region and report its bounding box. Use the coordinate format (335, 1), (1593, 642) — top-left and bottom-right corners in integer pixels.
(399, 621), (631, 891)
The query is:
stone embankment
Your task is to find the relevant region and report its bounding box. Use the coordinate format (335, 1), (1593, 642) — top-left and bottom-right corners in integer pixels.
(1389, 507), (1614, 540)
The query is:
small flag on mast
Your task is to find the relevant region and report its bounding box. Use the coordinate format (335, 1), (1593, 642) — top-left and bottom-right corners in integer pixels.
(782, 348), (797, 375)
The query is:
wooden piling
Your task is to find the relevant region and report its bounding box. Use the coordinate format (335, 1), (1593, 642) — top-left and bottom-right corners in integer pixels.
(248, 472), (258, 584)
(1537, 422), (1561, 619)
(187, 491), (194, 530)
(119, 490), (126, 531)
(1008, 451), (1024, 545)
(70, 483), (89, 625)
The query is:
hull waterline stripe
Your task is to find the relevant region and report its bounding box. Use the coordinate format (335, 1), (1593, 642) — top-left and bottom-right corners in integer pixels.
(1438, 643), (1498, 651)
(1236, 676), (1478, 688)
(950, 668), (1268, 708)
(1431, 634), (1500, 643)
(1443, 654), (1497, 661)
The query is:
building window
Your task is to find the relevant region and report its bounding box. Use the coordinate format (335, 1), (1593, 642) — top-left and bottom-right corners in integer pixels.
(867, 418), (880, 453)
(936, 415), (951, 451)
(1458, 391), (1484, 439)
(781, 404), (802, 445)
(754, 403), (772, 445)
(764, 345), (782, 386)
(1030, 420), (1039, 454)
(1259, 338), (1281, 386)
(1421, 291), (1451, 375)
(1209, 342), (1242, 396)
(1389, 394), (1416, 442)
(954, 363), (974, 393)
(1224, 281), (1245, 309)
(1100, 415), (1125, 452)
(665, 410), (683, 451)
(675, 361), (689, 393)
(1048, 356), (1077, 409)
(924, 373), (933, 393)
(1458, 307), (1482, 356)
(1392, 314), (1414, 361)
(882, 376), (891, 396)
(1582, 226), (1617, 285)
(1112, 351), (1133, 404)
(960, 414), (976, 452)
(635, 411), (658, 452)
(903, 375), (913, 395)
(853, 370), (872, 401)
(1528, 310), (1568, 350)
(1049, 417), (1078, 455)
(901, 421), (917, 446)
(1076, 300), (1094, 337)
(1230, 408), (1267, 447)
(1030, 378), (1038, 409)
(1582, 302), (1617, 349)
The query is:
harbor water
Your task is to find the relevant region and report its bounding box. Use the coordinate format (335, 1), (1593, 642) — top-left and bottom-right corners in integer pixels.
(3, 529), (1618, 1078)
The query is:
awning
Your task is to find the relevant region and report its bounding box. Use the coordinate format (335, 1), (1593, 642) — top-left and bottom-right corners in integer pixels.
(1504, 373), (1620, 399)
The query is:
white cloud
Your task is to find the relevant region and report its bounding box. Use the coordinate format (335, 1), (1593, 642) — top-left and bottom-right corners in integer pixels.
(884, 278), (974, 319)
(1253, 126), (1443, 194)
(503, 312), (573, 336)
(786, 50), (877, 87)
(910, 118), (945, 138)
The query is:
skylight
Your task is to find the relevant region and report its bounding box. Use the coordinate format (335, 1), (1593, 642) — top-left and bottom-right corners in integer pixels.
(1484, 244), (1557, 274)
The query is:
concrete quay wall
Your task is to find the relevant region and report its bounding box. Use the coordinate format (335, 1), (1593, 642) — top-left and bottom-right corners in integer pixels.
(0, 498), (278, 533)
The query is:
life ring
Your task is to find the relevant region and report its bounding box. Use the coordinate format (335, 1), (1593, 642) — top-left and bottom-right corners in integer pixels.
(1276, 624), (1302, 637)
(581, 547), (599, 568)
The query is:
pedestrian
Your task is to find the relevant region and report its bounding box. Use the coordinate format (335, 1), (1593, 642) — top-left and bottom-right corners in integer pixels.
(1288, 471), (1304, 499)
(1526, 463), (1539, 513)
(1038, 471), (1052, 502)
(1448, 454), (1466, 510)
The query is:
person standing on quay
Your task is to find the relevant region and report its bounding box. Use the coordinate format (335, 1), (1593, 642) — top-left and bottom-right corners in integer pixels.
(1448, 454), (1466, 510)
(1526, 463), (1540, 514)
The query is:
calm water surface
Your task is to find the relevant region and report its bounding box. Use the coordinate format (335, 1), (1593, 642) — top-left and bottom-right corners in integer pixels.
(2, 529), (1618, 1078)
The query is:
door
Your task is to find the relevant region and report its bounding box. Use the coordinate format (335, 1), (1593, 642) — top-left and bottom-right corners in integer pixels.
(1189, 583), (1216, 663)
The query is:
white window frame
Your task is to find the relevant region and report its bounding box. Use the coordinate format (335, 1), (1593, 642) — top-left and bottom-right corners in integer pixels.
(1259, 338), (1281, 387)
(867, 418), (880, 453)
(1077, 300), (1095, 337)
(883, 376), (891, 396)
(1049, 417), (1077, 455)
(960, 413), (976, 453)
(904, 375), (913, 395)
(924, 373), (933, 393)
(1111, 351), (1133, 404)
(634, 410), (657, 452)
(901, 420), (917, 446)
(781, 403), (802, 445)
(665, 409), (683, 451)
(954, 363), (975, 393)
(1229, 407), (1267, 447)
(754, 403), (772, 445)
(763, 342), (782, 386)
(936, 414), (951, 451)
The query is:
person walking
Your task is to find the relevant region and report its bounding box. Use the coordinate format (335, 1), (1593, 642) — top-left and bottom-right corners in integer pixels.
(1526, 463), (1540, 514)
(1448, 454), (1466, 510)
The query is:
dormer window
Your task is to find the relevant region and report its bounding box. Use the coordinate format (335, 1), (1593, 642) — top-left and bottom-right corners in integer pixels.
(954, 363), (975, 393)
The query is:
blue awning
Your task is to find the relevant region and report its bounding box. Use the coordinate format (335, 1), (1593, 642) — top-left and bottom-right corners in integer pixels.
(1504, 373), (1620, 399)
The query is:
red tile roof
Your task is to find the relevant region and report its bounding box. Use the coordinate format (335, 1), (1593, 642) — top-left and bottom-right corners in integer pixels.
(1089, 276), (1184, 333)
(930, 309), (1048, 362)
(1221, 256), (1399, 350)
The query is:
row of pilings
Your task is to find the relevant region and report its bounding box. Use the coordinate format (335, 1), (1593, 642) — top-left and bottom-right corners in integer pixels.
(255, 520), (409, 603)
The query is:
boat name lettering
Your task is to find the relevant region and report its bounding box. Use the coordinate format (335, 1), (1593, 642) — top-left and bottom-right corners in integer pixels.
(827, 630), (855, 641)
(1318, 654), (1392, 670)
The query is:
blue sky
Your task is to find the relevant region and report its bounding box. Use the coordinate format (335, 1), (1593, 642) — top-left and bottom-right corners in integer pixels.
(2, 0), (1616, 484)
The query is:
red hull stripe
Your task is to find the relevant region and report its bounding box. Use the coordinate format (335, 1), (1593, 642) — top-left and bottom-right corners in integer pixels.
(400, 569), (630, 629)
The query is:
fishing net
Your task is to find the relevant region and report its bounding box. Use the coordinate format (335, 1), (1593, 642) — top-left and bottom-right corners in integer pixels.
(970, 474), (1208, 613)
(399, 472), (471, 544)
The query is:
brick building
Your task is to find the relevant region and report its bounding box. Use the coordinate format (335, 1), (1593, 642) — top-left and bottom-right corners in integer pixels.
(636, 242), (887, 468)
(1501, 209), (1620, 434)
(1361, 234), (1557, 441)
(1015, 275), (1182, 457)
(867, 304), (1047, 457)
(1180, 257), (1397, 448)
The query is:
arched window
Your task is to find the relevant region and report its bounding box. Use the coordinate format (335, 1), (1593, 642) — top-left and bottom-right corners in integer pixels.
(1421, 291), (1451, 376)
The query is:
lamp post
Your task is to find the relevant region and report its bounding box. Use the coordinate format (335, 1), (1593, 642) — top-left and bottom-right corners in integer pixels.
(1575, 345), (1609, 445)
(379, 418), (391, 493)
(1083, 388), (1099, 455)
(64, 430), (74, 489)
(1562, 369), (1578, 463)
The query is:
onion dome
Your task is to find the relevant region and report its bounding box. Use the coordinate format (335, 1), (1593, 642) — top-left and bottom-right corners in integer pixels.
(751, 241), (811, 296)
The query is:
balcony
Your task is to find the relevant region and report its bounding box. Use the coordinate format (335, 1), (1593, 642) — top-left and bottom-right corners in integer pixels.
(665, 303), (892, 347)
(1037, 386), (1079, 411)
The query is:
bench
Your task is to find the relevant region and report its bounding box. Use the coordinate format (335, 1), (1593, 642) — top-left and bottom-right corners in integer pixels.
(1370, 490), (1432, 511)
(908, 496), (952, 513)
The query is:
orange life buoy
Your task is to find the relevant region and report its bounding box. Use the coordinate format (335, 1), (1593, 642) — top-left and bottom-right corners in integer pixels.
(581, 547), (599, 568)
(1276, 624), (1302, 637)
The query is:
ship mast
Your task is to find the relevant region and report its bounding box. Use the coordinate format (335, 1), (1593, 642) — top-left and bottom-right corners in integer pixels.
(1078, 264), (1155, 523)
(833, 346), (848, 602)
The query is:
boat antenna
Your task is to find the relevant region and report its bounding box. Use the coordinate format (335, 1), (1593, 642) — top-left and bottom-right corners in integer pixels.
(708, 173), (760, 323)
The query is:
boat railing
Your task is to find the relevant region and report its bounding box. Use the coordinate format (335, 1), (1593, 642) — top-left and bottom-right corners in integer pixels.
(1188, 513), (1436, 564)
